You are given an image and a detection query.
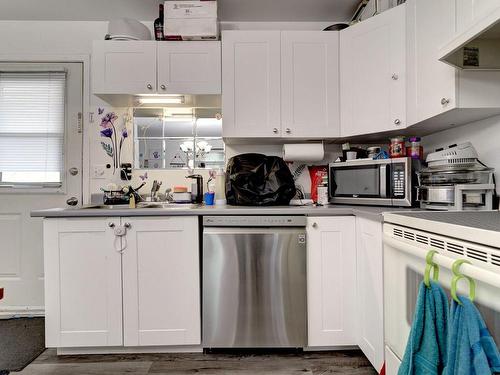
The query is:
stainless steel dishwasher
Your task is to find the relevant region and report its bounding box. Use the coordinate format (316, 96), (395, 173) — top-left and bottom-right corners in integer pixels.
(202, 216), (307, 348)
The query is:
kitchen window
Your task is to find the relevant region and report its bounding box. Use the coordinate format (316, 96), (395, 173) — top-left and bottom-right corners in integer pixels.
(133, 107), (224, 170)
(0, 71), (66, 187)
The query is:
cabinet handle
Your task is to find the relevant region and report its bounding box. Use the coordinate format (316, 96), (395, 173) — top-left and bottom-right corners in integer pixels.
(285, 128), (291, 134)
(441, 98), (450, 106)
(312, 222), (318, 229)
(160, 85), (166, 90)
(124, 223), (131, 229)
(394, 119), (401, 125)
(147, 84), (153, 90)
(391, 73), (399, 80)
(273, 128), (279, 134)
(108, 222), (115, 228)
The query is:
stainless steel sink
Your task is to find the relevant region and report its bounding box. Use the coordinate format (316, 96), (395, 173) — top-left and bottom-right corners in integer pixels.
(80, 202), (199, 210)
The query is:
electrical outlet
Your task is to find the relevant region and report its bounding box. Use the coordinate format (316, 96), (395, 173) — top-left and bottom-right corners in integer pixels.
(93, 165), (107, 179)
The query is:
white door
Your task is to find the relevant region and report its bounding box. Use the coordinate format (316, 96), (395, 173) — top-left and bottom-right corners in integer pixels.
(340, 4), (406, 137)
(307, 216), (357, 347)
(281, 31), (340, 138)
(92, 41), (157, 95)
(222, 31), (281, 138)
(157, 41), (221, 94)
(122, 216), (201, 347)
(410, 0), (457, 123)
(0, 62), (83, 316)
(43, 218), (123, 347)
(356, 217), (384, 373)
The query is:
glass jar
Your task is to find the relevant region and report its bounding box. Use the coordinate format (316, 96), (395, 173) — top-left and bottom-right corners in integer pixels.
(407, 136), (423, 160)
(389, 136), (406, 158)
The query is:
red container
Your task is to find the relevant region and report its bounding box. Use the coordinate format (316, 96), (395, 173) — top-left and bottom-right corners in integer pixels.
(390, 136), (406, 158)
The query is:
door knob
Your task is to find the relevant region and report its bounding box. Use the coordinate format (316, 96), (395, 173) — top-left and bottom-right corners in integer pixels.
(160, 85), (166, 90)
(124, 223), (131, 229)
(441, 98), (450, 105)
(273, 128), (279, 134)
(312, 222), (318, 229)
(391, 73), (399, 80)
(68, 167), (79, 176)
(147, 84), (153, 90)
(108, 222), (115, 228)
(285, 128), (291, 134)
(66, 197), (78, 206)
(394, 119), (401, 125)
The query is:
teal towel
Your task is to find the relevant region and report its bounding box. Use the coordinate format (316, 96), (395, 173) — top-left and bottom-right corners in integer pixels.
(445, 296), (500, 375)
(398, 281), (449, 375)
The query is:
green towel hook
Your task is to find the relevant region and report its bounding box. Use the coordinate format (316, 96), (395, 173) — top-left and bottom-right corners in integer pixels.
(424, 250), (440, 288)
(451, 259), (476, 305)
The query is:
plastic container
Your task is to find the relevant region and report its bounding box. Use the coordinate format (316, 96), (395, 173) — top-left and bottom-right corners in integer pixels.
(214, 168), (226, 205)
(406, 136), (423, 160)
(204, 192), (215, 206)
(389, 136), (406, 158)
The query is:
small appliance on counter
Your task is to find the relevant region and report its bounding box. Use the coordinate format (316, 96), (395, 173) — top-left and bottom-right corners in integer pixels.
(329, 157), (420, 207)
(417, 142), (495, 211)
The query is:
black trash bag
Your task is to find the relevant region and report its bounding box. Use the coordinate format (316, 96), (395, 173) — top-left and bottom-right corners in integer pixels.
(225, 153), (296, 206)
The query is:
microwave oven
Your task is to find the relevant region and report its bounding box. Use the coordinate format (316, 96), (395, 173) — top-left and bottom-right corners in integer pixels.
(329, 157), (419, 207)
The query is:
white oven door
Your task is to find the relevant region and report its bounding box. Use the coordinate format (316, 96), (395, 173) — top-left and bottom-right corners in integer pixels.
(383, 223), (500, 374)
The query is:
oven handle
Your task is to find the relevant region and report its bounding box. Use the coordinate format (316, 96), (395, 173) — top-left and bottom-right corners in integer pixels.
(383, 234), (500, 289)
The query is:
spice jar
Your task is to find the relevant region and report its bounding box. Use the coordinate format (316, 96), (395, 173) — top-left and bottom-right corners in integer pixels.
(406, 136), (423, 160)
(389, 136), (406, 158)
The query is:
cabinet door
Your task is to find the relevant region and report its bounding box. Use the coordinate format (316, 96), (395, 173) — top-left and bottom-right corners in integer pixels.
(410, 0), (457, 123)
(43, 218), (123, 348)
(92, 41), (157, 94)
(281, 31), (340, 138)
(157, 41), (221, 94)
(222, 31), (281, 138)
(307, 217), (357, 347)
(356, 217), (384, 373)
(456, 0), (500, 33)
(122, 216), (200, 347)
(340, 4), (406, 137)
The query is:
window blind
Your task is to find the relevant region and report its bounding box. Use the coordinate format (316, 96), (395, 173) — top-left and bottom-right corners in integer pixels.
(0, 71), (66, 186)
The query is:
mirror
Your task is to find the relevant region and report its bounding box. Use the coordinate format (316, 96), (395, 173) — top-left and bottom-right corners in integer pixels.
(133, 108), (224, 170)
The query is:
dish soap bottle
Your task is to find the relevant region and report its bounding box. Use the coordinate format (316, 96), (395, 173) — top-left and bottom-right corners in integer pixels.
(214, 168), (226, 205)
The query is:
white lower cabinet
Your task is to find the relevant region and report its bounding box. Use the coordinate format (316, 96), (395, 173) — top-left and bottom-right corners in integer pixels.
(44, 218), (123, 348)
(306, 217), (357, 347)
(44, 216), (200, 349)
(122, 217), (201, 346)
(356, 217), (384, 373)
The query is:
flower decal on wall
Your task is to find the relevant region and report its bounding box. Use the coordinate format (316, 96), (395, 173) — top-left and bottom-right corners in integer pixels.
(98, 110), (129, 173)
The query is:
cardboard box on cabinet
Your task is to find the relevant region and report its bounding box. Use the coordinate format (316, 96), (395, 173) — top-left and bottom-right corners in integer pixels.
(164, 0), (219, 40)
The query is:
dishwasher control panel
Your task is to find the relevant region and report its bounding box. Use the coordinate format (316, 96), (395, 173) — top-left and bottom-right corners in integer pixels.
(203, 216), (307, 227)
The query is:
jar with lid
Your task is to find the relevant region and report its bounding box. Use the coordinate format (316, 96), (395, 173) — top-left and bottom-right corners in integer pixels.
(389, 136), (406, 158)
(406, 136), (423, 160)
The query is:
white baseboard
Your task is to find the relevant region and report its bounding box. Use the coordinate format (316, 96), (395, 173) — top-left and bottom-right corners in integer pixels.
(57, 345), (204, 355)
(303, 345), (359, 351)
(0, 307), (45, 319)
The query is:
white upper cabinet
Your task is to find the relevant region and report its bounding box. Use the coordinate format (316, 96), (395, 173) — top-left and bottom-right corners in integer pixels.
(222, 30), (340, 139)
(92, 40), (221, 97)
(157, 41), (221, 94)
(222, 31), (282, 138)
(340, 4), (406, 137)
(281, 31), (340, 138)
(44, 218), (123, 348)
(307, 216), (357, 347)
(406, 0), (500, 129)
(122, 216), (201, 347)
(407, 0), (457, 124)
(455, 0), (500, 34)
(92, 41), (157, 95)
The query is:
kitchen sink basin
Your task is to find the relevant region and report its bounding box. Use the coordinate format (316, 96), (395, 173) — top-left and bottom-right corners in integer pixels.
(80, 203), (199, 210)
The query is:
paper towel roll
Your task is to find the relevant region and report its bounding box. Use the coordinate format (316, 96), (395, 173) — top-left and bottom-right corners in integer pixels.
(282, 143), (325, 162)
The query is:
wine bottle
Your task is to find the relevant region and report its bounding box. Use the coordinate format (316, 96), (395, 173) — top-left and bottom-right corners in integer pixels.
(154, 4), (164, 41)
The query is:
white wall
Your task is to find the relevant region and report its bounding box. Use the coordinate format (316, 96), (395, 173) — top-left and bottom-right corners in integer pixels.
(422, 115), (500, 194)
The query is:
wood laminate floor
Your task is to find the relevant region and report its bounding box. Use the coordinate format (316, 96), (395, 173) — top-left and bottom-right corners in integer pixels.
(12, 349), (378, 375)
